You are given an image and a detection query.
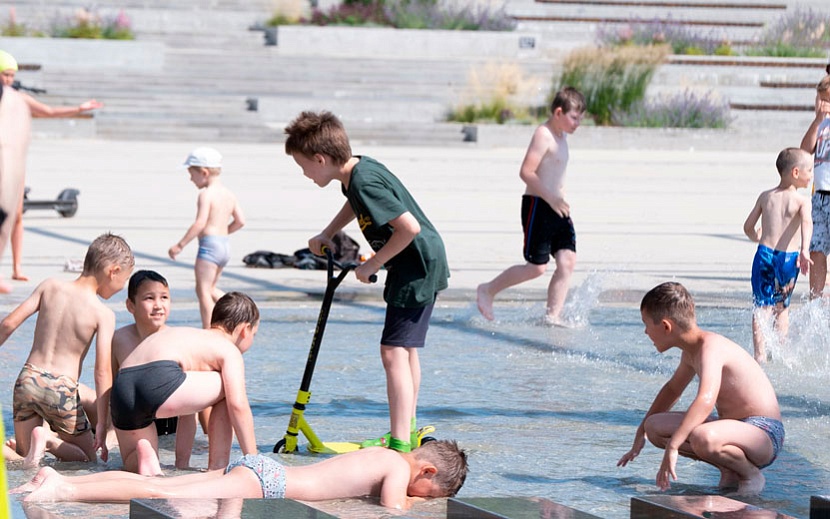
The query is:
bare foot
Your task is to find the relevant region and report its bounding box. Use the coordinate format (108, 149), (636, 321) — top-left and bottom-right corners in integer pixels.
(22, 426), (48, 468)
(476, 283), (494, 320)
(731, 471), (765, 496)
(543, 314), (572, 328)
(24, 467), (70, 502)
(137, 438), (163, 476)
(718, 468), (740, 490)
(12, 272), (29, 281)
(10, 466), (57, 495)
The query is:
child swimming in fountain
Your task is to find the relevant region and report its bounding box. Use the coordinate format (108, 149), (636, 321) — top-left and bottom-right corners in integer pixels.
(742, 147), (813, 364)
(111, 291), (259, 476)
(13, 439), (468, 512)
(617, 282), (784, 496)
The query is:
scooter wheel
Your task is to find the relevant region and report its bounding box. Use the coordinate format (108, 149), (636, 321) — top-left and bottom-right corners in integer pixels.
(57, 189), (79, 218)
(420, 436), (437, 445)
(273, 439), (286, 454)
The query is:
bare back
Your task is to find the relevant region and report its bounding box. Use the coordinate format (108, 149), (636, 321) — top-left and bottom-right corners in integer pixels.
(119, 326), (238, 372)
(24, 278), (113, 380)
(756, 187), (810, 252)
(684, 331), (781, 420)
(198, 181), (240, 237)
(521, 122), (569, 200)
(285, 447), (409, 502)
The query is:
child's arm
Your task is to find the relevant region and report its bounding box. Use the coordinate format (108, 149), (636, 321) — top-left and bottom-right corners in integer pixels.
(219, 352), (257, 455)
(0, 284), (44, 345)
(656, 355), (720, 490)
(742, 196), (763, 242)
(801, 94), (830, 153)
(174, 414), (197, 469)
(227, 200), (245, 235)
(169, 190), (210, 259)
(519, 126), (568, 217)
(92, 311), (117, 461)
(799, 196), (814, 274)
(379, 466), (414, 510)
(617, 364), (694, 467)
(21, 91), (103, 118)
(354, 211), (420, 284)
(309, 201), (356, 254)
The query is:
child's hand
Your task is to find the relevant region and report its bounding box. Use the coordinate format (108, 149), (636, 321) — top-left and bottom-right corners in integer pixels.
(355, 257), (380, 284)
(656, 448), (678, 491)
(308, 233), (335, 256)
(617, 433), (645, 467)
(550, 197), (570, 218)
(798, 251), (813, 275)
(168, 244), (182, 260)
(79, 99), (103, 112)
(816, 94), (830, 119)
(94, 428), (109, 463)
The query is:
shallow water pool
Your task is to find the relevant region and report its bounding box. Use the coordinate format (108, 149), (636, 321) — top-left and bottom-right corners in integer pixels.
(5, 293), (830, 518)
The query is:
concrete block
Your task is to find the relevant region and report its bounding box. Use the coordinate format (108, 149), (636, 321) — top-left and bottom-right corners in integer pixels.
(0, 37), (165, 72)
(270, 25), (542, 59)
(811, 496), (830, 519)
(631, 495), (796, 519)
(447, 497), (601, 518)
(130, 497), (338, 518)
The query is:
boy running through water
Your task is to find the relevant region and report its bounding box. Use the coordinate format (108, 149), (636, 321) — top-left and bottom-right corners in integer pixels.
(743, 147), (813, 363)
(477, 87), (586, 326)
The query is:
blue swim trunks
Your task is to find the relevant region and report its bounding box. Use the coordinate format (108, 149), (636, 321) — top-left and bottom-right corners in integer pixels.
(751, 244), (799, 308)
(226, 454), (286, 498)
(742, 416), (785, 469)
(197, 235), (231, 267)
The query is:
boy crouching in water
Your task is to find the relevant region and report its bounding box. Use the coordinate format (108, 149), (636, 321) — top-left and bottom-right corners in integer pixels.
(743, 147), (813, 363)
(111, 291), (259, 475)
(617, 282), (784, 496)
(0, 233), (134, 464)
(14, 439), (468, 512)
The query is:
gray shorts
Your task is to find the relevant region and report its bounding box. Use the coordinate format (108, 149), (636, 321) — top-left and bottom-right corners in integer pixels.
(810, 192), (830, 256)
(226, 454), (286, 498)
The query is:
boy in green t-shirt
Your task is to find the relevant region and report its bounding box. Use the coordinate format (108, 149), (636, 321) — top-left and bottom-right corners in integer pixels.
(285, 111), (450, 453)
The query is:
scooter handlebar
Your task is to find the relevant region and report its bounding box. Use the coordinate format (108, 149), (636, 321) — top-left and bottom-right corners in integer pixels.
(322, 247), (377, 283)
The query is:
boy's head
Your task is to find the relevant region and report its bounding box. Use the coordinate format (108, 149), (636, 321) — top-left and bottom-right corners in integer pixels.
(0, 50), (17, 87)
(409, 440), (468, 498)
(776, 147), (813, 186)
(83, 233), (134, 297)
(126, 270), (170, 329)
(183, 147), (222, 177)
(211, 291), (260, 351)
(284, 111), (352, 166)
(640, 281), (696, 332)
(550, 86), (586, 134)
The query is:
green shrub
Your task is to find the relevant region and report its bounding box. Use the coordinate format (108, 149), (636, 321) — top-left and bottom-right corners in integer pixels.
(558, 45), (668, 126)
(447, 62), (542, 124)
(614, 89), (732, 129)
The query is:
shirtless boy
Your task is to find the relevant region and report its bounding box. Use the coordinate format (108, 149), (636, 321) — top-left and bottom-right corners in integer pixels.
(111, 270), (197, 469)
(477, 86), (586, 326)
(14, 439), (468, 512)
(617, 282), (784, 496)
(168, 147), (245, 329)
(801, 75), (830, 298)
(743, 147), (813, 363)
(0, 233), (133, 464)
(110, 291), (259, 475)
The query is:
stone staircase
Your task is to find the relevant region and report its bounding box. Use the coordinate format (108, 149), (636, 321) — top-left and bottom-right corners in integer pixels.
(2, 0), (829, 145)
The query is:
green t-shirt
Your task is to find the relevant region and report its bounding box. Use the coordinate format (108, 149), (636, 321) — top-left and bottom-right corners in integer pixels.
(343, 156), (449, 308)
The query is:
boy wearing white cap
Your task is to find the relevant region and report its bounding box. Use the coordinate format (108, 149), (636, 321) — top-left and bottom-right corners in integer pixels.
(168, 147), (246, 330)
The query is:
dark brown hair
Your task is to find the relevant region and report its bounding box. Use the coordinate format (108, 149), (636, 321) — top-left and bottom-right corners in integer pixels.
(413, 440), (468, 497)
(551, 86), (586, 115)
(210, 292), (260, 332)
(284, 111), (352, 165)
(640, 282), (696, 330)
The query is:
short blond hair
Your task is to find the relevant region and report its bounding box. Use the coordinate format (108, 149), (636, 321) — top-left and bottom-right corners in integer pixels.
(640, 282), (696, 331)
(82, 233), (134, 276)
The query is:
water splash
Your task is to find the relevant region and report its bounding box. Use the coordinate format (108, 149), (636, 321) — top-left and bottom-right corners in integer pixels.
(561, 271), (606, 327)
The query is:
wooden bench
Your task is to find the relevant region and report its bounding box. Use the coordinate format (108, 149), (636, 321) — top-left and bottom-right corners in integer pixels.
(447, 497), (601, 518)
